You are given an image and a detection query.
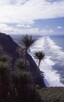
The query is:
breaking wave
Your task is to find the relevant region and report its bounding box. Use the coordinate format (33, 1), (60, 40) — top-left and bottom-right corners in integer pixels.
(29, 36), (64, 87)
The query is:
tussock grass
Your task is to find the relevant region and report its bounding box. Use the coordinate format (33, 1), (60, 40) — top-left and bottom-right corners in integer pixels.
(38, 87), (64, 102)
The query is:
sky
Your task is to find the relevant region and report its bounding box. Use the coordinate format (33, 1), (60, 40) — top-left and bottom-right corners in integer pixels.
(0, 0), (64, 35)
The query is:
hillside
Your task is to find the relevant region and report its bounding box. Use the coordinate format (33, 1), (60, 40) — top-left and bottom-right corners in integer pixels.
(0, 32), (46, 87)
(0, 32), (64, 102)
(0, 32), (19, 59)
(39, 87), (64, 102)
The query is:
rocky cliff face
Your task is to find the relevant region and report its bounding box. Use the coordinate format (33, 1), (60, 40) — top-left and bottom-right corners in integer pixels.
(0, 32), (46, 87)
(0, 32), (19, 60)
(27, 53), (46, 87)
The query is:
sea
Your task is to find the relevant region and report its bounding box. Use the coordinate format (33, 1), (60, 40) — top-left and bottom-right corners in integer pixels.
(11, 34), (64, 87)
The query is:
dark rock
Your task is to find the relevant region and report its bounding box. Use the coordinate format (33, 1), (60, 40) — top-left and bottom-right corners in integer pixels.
(27, 53), (46, 87)
(0, 32), (46, 87)
(0, 32), (19, 62)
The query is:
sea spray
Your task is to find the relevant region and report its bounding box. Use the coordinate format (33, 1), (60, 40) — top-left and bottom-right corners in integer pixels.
(29, 36), (64, 87)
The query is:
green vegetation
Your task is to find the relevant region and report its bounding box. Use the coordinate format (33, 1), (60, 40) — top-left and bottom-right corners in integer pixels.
(34, 51), (45, 67)
(19, 35), (35, 68)
(0, 62), (9, 75)
(20, 35), (35, 51)
(0, 61), (10, 102)
(16, 58), (25, 70)
(39, 87), (64, 102)
(0, 55), (9, 62)
(0, 34), (64, 102)
(0, 35), (42, 102)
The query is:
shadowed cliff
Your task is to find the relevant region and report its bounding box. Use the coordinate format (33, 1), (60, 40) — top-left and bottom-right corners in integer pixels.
(0, 32), (19, 59)
(0, 32), (46, 87)
(27, 53), (46, 87)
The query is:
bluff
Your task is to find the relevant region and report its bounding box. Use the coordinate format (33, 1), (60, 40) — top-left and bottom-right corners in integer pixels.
(27, 53), (46, 87)
(0, 32), (19, 59)
(0, 32), (46, 87)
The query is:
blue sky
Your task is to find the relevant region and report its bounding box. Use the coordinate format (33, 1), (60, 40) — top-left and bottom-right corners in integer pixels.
(0, 0), (64, 35)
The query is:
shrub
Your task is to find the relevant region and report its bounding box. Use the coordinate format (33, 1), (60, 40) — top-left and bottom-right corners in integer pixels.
(16, 58), (30, 70)
(11, 70), (42, 102)
(12, 71), (31, 87)
(0, 61), (9, 75)
(0, 62), (10, 102)
(16, 59), (25, 70)
(0, 54), (11, 63)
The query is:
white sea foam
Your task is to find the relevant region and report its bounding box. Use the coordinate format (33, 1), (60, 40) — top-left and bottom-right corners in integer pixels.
(29, 36), (64, 87)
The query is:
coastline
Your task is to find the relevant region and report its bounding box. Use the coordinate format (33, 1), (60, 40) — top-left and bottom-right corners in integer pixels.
(27, 53), (46, 87)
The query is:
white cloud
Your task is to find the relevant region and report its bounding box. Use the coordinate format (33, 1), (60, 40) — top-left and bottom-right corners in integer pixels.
(0, 0), (64, 35)
(0, 0), (28, 5)
(0, 0), (64, 24)
(0, 0), (10, 5)
(0, 24), (13, 34)
(0, 23), (54, 35)
(47, 0), (64, 2)
(15, 0), (28, 5)
(57, 26), (62, 29)
(16, 24), (32, 28)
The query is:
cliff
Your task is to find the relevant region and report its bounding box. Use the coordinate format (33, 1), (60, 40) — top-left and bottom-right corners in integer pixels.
(0, 32), (46, 87)
(27, 53), (46, 87)
(0, 32), (19, 59)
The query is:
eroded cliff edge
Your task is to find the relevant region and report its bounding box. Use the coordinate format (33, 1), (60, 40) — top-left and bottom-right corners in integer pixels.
(0, 32), (46, 87)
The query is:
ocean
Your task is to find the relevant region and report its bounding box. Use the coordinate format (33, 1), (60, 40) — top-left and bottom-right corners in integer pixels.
(11, 34), (64, 87)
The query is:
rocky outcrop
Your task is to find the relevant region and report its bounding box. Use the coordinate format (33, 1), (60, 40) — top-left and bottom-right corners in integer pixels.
(27, 53), (46, 87)
(0, 32), (19, 61)
(0, 32), (46, 87)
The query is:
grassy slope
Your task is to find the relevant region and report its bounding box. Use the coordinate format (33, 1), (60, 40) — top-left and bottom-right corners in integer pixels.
(38, 87), (64, 102)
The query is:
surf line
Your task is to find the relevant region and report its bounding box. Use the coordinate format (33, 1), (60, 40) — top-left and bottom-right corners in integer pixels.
(29, 36), (64, 87)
